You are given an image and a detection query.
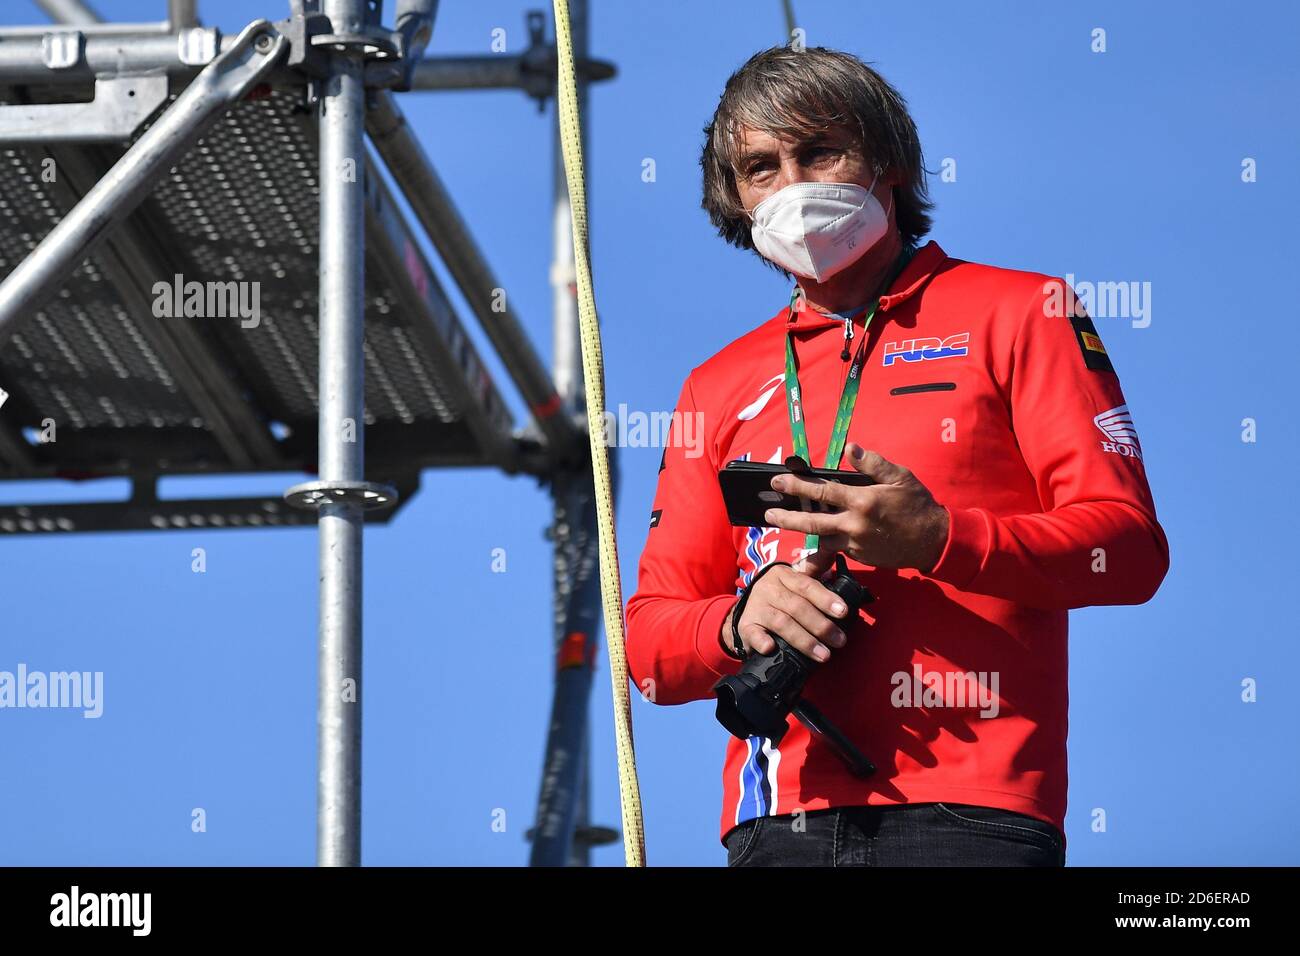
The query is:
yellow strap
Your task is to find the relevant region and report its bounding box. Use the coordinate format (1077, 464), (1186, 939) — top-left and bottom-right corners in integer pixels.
(551, 0), (647, 867)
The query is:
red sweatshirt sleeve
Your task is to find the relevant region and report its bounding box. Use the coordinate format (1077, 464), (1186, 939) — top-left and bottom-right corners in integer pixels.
(624, 373), (744, 705)
(926, 279), (1170, 610)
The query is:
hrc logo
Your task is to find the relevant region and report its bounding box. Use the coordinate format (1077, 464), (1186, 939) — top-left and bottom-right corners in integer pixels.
(882, 332), (971, 367)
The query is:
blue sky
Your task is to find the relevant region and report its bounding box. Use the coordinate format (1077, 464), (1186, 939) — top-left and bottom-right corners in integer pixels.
(1, 0), (1296, 866)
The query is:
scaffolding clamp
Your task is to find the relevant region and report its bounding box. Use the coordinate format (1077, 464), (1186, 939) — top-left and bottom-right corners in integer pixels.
(284, 480), (400, 512)
(0, 74), (170, 144)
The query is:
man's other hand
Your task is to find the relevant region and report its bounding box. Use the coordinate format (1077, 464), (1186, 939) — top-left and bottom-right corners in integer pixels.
(764, 442), (950, 574)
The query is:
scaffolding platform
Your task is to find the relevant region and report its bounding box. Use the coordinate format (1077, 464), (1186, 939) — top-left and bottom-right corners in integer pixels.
(0, 83), (518, 533)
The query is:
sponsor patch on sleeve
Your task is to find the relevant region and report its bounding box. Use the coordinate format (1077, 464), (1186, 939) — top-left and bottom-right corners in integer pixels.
(649, 509), (662, 529)
(1069, 309), (1114, 373)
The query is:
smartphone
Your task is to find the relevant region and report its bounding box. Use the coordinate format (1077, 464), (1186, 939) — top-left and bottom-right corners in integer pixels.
(717, 459), (875, 528)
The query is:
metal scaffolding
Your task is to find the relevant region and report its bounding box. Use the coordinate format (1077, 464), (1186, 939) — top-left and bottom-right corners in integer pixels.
(0, 0), (617, 865)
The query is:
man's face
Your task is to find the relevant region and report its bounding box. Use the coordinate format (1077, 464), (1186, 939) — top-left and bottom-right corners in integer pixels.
(732, 124), (888, 218)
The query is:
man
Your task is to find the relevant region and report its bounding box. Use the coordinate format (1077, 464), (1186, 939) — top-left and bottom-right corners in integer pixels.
(624, 46), (1169, 867)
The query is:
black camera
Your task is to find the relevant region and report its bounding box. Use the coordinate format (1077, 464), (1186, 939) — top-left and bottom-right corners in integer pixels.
(713, 553), (877, 777)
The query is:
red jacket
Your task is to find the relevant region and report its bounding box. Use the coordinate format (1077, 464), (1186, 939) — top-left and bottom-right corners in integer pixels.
(624, 240), (1169, 846)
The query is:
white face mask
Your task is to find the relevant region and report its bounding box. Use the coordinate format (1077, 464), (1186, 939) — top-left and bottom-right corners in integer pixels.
(748, 174), (891, 281)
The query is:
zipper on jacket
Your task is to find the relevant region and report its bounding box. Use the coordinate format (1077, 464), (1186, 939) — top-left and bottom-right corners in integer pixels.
(890, 381), (957, 395)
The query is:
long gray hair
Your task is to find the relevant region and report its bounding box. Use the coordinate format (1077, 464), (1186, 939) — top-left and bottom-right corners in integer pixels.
(701, 47), (934, 259)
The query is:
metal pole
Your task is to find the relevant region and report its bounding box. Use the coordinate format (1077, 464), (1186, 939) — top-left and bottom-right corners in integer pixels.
(366, 92), (582, 463)
(0, 45), (612, 91)
(32, 0), (101, 25)
(563, 1), (597, 868)
(551, 0), (587, 417)
(530, 466), (602, 866)
(168, 0), (200, 30)
(316, 0), (368, 868)
(402, 53), (614, 93)
(0, 32), (232, 84)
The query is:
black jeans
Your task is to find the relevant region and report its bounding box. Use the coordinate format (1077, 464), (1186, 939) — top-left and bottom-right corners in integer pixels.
(724, 803), (1066, 867)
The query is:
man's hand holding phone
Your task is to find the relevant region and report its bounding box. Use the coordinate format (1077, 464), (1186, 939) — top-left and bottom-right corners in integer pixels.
(763, 443), (949, 575)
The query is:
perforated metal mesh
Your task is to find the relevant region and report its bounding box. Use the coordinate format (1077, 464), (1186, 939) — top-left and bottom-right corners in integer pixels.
(0, 86), (511, 478)
(0, 146), (205, 433)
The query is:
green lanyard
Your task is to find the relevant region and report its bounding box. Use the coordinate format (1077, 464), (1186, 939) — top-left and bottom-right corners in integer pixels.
(783, 245), (915, 553)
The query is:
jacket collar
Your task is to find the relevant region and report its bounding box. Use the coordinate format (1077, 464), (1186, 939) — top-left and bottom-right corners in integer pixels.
(783, 239), (946, 330)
